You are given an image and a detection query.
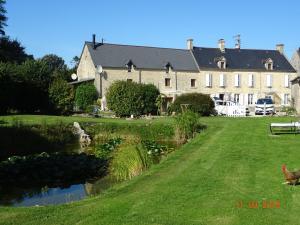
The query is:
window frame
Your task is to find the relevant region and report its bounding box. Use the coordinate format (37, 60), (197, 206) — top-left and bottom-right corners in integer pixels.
(191, 79), (196, 88)
(165, 78), (171, 87)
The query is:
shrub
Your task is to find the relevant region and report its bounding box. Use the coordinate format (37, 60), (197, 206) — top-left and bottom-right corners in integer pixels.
(109, 144), (152, 181)
(280, 106), (297, 116)
(48, 78), (74, 115)
(75, 83), (98, 110)
(169, 93), (215, 116)
(106, 80), (159, 117)
(142, 83), (160, 115)
(175, 110), (202, 141)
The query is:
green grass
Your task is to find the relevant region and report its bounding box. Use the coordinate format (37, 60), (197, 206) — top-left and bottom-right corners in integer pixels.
(1, 116), (300, 225)
(0, 115), (174, 125)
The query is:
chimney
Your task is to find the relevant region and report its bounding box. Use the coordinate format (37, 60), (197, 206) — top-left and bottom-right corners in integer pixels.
(187, 39), (193, 50)
(92, 34), (96, 49)
(276, 44), (284, 54)
(218, 39), (225, 53)
(234, 34), (241, 49)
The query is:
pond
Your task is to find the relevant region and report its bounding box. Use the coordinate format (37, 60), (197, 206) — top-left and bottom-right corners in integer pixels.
(0, 139), (178, 207)
(0, 177), (115, 207)
(0, 122), (180, 207)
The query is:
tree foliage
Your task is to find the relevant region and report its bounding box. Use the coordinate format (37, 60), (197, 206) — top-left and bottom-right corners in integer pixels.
(0, 60), (52, 114)
(169, 93), (215, 116)
(40, 54), (66, 73)
(106, 80), (160, 117)
(0, 37), (33, 63)
(75, 83), (98, 110)
(0, 0), (7, 36)
(49, 78), (74, 115)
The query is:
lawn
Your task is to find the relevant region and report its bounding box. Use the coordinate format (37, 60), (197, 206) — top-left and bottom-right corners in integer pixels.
(1, 116), (300, 225)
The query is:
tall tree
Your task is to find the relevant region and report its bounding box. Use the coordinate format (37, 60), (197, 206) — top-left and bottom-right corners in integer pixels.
(0, 0), (7, 36)
(40, 54), (67, 73)
(0, 36), (33, 63)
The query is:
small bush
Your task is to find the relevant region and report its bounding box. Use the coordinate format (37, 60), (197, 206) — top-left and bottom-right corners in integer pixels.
(175, 110), (202, 141)
(280, 106), (297, 116)
(48, 78), (74, 115)
(75, 84), (98, 110)
(169, 93), (215, 116)
(106, 80), (159, 117)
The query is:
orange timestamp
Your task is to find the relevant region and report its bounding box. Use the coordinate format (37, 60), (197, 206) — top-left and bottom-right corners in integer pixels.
(236, 200), (284, 209)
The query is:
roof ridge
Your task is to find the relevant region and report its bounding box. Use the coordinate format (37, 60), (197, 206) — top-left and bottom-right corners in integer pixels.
(194, 46), (278, 52)
(85, 41), (190, 52)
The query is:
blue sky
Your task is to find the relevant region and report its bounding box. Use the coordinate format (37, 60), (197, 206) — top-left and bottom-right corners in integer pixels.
(5, 0), (300, 67)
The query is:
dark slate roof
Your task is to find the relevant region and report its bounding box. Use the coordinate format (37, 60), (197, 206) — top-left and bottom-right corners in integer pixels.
(85, 42), (198, 71)
(192, 47), (296, 72)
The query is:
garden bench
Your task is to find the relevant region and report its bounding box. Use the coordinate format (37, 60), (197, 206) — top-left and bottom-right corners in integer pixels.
(270, 122), (300, 134)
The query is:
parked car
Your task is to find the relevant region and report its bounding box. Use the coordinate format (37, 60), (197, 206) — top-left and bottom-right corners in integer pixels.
(255, 98), (275, 115)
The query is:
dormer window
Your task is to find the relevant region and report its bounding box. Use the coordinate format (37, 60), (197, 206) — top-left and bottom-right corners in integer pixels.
(264, 58), (273, 70)
(126, 60), (135, 72)
(215, 56), (226, 69)
(267, 63), (272, 70)
(165, 62), (172, 74)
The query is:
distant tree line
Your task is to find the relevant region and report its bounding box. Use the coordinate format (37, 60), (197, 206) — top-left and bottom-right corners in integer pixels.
(0, 0), (82, 115)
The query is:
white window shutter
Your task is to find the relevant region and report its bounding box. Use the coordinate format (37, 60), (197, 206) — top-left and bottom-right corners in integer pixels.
(245, 93), (248, 105)
(266, 74), (272, 87)
(206, 74), (211, 87)
(220, 74), (225, 87)
(284, 75), (289, 88)
(248, 74), (254, 87)
(235, 74), (240, 87)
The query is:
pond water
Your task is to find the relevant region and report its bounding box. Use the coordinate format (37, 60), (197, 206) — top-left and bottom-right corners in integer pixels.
(0, 137), (109, 207)
(0, 138), (178, 207)
(0, 177), (114, 207)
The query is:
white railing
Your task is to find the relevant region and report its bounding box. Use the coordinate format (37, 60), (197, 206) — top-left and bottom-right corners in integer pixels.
(215, 101), (247, 117)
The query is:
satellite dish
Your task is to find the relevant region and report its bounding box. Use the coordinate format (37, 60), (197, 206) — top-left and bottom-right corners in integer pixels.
(71, 73), (78, 80)
(97, 65), (103, 74)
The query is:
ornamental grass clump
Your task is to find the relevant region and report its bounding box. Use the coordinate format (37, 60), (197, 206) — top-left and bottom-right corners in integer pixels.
(109, 144), (152, 181)
(174, 110), (203, 142)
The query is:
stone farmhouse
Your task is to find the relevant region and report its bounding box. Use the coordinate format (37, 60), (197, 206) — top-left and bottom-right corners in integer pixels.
(76, 35), (297, 111)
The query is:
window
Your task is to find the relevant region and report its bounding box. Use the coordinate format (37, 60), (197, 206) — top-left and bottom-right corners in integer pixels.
(266, 74), (272, 87)
(264, 58), (273, 70)
(216, 56), (226, 69)
(219, 74), (225, 87)
(234, 74), (240, 87)
(205, 74), (212, 87)
(234, 94), (240, 103)
(248, 94), (254, 105)
(219, 94), (224, 100)
(191, 79), (196, 88)
(284, 75), (290, 88)
(284, 94), (289, 105)
(248, 74), (254, 87)
(127, 79), (132, 82)
(220, 61), (225, 69)
(267, 63), (272, 70)
(165, 78), (171, 87)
